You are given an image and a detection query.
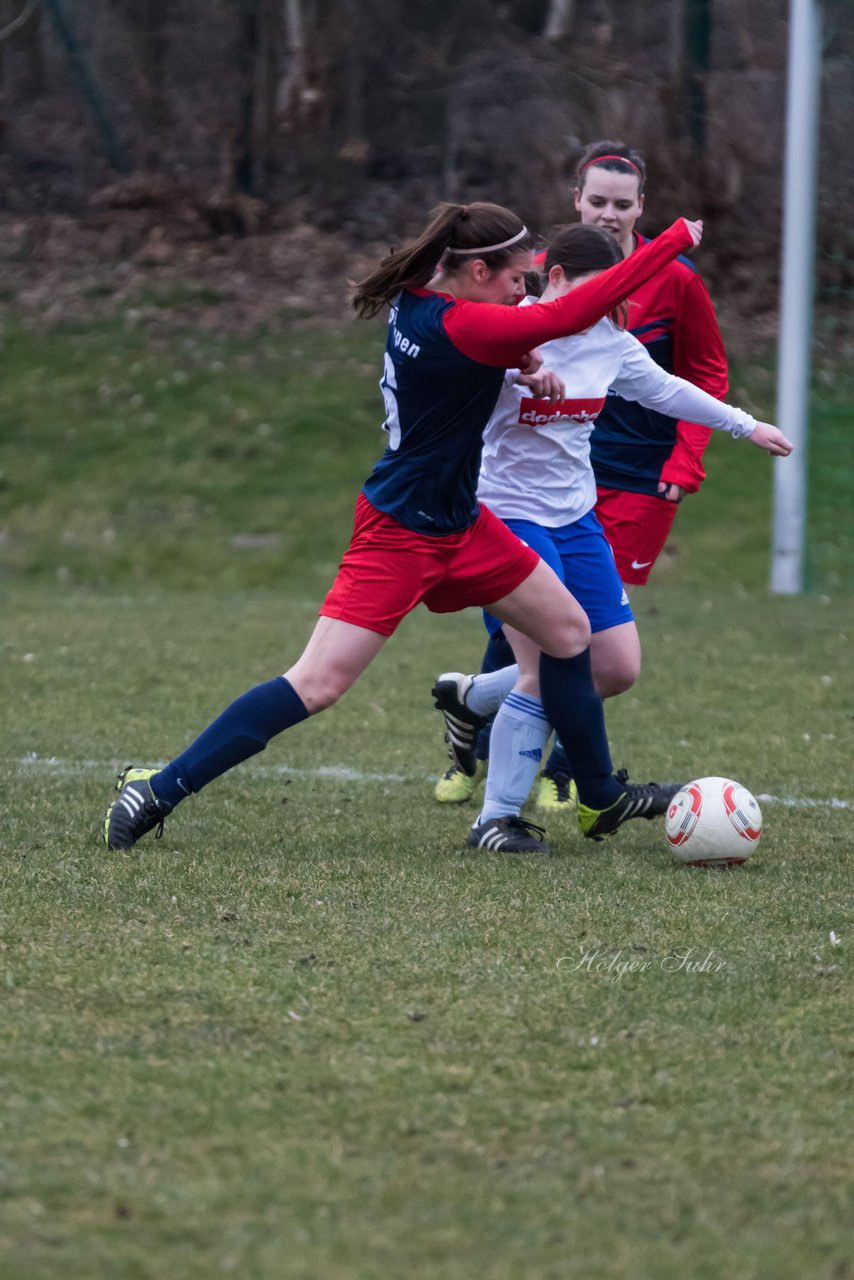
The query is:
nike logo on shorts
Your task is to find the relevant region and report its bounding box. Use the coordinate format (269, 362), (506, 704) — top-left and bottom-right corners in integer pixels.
(631, 559), (653, 570)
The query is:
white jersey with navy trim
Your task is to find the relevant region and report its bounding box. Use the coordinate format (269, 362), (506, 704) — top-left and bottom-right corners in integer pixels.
(477, 301), (755, 529)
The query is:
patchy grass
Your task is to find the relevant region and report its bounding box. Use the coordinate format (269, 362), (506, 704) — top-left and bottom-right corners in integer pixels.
(1, 583), (852, 1280)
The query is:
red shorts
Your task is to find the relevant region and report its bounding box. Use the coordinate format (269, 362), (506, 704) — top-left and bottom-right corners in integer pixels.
(320, 494), (541, 636)
(595, 486), (679, 586)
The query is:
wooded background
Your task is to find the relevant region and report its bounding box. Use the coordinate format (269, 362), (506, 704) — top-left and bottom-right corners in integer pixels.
(0, 0), (851, 324)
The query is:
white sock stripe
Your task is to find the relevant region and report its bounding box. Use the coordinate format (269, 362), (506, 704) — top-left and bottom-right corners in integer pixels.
(504, 693), (549, 722)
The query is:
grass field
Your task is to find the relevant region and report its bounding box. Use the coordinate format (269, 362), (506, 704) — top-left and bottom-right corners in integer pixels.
(1, 318), (853, 1279)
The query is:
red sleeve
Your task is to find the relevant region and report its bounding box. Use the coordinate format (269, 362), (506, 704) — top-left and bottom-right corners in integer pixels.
(442, 220), (695, 368)
(659, 271), (729, 493)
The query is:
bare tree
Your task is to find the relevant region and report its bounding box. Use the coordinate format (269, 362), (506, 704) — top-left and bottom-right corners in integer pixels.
(543, 0), (574, 42)
(276, 0), (306, 122)
(125, 0), (170, 169)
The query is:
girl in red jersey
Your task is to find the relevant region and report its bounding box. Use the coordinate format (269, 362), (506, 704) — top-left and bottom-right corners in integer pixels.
(103, 201), (756, 856)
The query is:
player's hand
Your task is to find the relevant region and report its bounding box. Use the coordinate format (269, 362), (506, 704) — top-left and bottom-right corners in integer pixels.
(750, 421), (794, 456)
(683, 218), (703, 247)
(515, 366), (565, 403)
(657, 481), (688, 504)
(517, 348), (543, 376)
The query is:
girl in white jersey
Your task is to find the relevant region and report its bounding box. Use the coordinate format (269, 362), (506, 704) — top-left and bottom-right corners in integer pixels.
(434, 225), (780, 851)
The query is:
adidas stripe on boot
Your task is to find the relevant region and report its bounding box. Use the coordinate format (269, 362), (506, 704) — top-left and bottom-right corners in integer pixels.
(577, 770), (681, 842)
(431, 672), (486, 778)
(465, 815), (550, 854)
(104, 766), (171, 851)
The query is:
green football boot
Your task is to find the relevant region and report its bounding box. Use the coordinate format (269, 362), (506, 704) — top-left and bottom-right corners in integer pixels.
(577, 771), (681, 842)
(434, 759), (487, 804)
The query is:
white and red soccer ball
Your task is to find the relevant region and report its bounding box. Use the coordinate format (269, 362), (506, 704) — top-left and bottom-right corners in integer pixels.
(665, 776), (763, 866)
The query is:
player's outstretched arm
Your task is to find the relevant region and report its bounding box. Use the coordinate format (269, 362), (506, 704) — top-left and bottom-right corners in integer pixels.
(749, 422), (794, 456)
(444, 219), (697, 368)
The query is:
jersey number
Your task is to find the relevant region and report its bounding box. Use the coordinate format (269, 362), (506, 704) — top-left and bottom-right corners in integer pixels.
(380, 353), (401, 450)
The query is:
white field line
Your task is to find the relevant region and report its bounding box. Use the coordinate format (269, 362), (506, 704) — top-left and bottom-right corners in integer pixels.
(10, 753), (408, 784)
(755, 793), (851, 811)
(7, 754), (852, 811)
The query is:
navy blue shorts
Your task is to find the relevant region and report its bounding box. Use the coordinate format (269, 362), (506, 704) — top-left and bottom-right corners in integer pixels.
(484, 508), (634, 637)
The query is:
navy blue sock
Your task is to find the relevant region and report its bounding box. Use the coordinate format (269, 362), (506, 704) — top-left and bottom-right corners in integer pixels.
(539, 650), (621, 809)
(544, 737), (572, 778)
(476, 723), (492, 762)
(151, 677), (309, 808)
(476, 629), (516, 760)
(483, 630), (515, 673)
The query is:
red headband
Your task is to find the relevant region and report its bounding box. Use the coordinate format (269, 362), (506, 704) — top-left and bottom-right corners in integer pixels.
(580, 154), (642, 177)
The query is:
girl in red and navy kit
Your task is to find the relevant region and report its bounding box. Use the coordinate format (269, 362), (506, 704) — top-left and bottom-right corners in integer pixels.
(104, 201), (708, 855)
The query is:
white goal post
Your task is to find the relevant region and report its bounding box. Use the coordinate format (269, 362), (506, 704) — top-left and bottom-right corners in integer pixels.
(771, 0), (823, 594)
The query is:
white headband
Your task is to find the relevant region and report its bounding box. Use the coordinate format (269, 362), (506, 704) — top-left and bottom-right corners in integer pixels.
(447, 226), (529, 255)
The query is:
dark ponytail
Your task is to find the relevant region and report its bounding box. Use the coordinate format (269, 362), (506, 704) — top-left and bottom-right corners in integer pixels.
(352, 202), (532, 319)
(543, 224), (628, 327)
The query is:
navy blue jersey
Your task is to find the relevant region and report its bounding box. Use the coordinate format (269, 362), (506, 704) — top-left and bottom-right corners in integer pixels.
(362, 291), (505, 534)
(590, 234), (728, 497)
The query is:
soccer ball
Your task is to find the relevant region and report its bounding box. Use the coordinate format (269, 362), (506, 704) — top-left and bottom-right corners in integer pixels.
(664, 776), (762, 866)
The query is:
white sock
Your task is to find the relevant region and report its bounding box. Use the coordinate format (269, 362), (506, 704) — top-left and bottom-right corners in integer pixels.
(466, 664), (520, 718)
(479, 691), (550, 824)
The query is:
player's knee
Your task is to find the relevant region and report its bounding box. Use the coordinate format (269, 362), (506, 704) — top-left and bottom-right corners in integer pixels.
(284, 670), (349, 714)
(305, 687), (338, 714)
(597, 660), (640, 698)
(542, 613), (591, 658)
